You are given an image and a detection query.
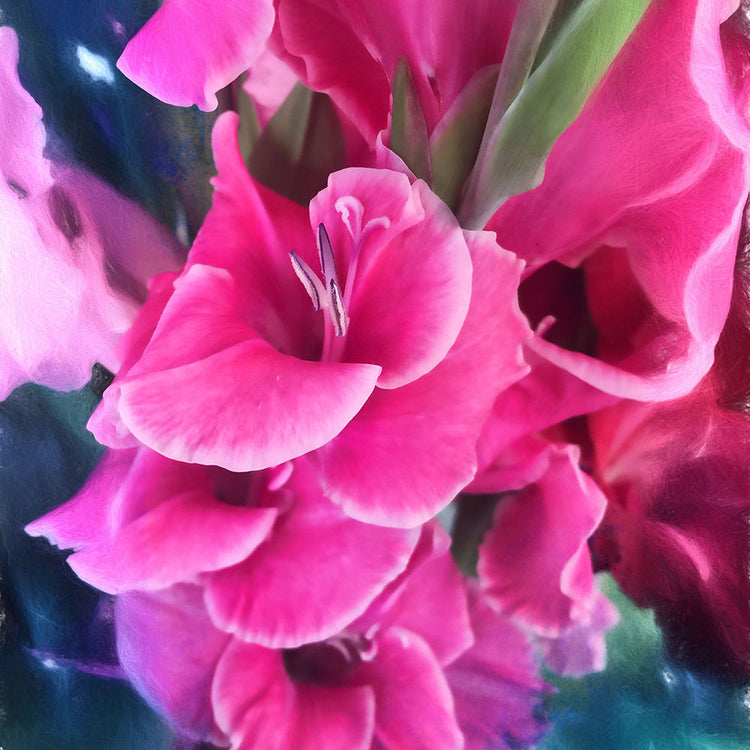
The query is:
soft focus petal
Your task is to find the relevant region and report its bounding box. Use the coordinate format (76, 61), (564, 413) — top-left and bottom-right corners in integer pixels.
(0, 26), (52, 196)
(538, 585), (620, 677)
(272, 0), (517, 139)
(478, 444), (607, 637)
(117, 0), (275, 110)
(205, 459), (418, 647)
(116, 584), (230, 743)
(446, 585), (550, 750)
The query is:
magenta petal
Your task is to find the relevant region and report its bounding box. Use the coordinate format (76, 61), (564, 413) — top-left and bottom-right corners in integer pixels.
(25, 449), (136, 548)
(212, 638), (375, 750)
(117, 0), (275, 110)
(116, 585), (230, 742)
(310, 171), (473, 389)
(446, 586), (550, 750)
(317, 231), (528, 527)
(206, 460), (417, 647)
(118, 264), (381, 470)
(363, 627), (463, 750)
(478, 444), (607, 637)
(68, 490), (276, 594)
(375, 541), (473, 666)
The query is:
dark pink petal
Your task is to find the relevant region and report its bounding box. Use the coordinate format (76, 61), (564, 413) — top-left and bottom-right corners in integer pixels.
(67, 489), (276, 594)
(0, 27), (52, 197)
(590, 391), (750, 680)
(25, 449), (136, 548)
(212, 638), (375, 750)
(478, 444), (607, 637)
(119, 264), (381, 471)
(489, 0), (749, 401)
(374, 537), (473, 666)
(117, 0), (275, 110)
(273, 0), (517, 139)
(361, 627), (463, 750)
(446, 586), (550, 750)
(188, 113), (317, 358)
(205, 459), (418, 647)
(310, 173), (473, 389)
(317, 230), (529, 526)
(116, 584), (230, 743)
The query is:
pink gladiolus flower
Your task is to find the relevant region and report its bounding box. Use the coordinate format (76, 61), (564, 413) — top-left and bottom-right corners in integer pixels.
(92, 111), (529, 527)
(117, 0), (275, 110)
(27, 449), (417, 649)
(475, 443), (618, 676)
(114, 525), (549, 749)
(488, 0), (750, 403)
(0, 27), (181, 400)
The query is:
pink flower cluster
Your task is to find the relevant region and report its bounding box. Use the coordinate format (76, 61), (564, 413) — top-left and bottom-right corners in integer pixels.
(14, 0), (750, 746)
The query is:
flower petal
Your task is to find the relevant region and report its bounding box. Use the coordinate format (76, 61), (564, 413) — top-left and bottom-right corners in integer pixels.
(117, 0), (275, 110)
(119, 264), (381, 471)
(362, 627), (463, 750)
(116, 585), (230, 743)
(212, 638), (375, 750)
(205, 459), (418, 647)
(317, 230), (528, 526)
(478, 444), (607, 637)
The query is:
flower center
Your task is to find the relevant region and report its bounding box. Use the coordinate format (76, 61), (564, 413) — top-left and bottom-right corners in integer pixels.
(282, 633), (369, 687)
(290, 223), (349, 339)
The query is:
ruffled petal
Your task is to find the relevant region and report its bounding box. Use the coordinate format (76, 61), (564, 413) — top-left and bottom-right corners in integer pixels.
(205, 459), (418, 647)
(362, 627), (463, 750)
(478, 444), (607, 637)
(317, 230), (528, 526)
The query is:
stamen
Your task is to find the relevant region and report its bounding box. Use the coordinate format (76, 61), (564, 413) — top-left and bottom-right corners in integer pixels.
(329, 277), (348, 337)
(290, 250), (325, 311)
(317, 223), (340, 289)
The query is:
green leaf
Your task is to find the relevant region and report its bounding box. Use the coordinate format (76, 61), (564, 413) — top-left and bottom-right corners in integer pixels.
(248, 82), (346, 206)
(430, 66), (497, 210)
(390, 58), (433, 184)
(458, 0), (651, 228)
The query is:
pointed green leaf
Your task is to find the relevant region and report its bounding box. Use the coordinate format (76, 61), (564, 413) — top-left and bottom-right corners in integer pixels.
(430, 66), (498, 210)
(390, 57), (433, 184)
(248, 82), (346, 205)
(458, 0), (651, 229)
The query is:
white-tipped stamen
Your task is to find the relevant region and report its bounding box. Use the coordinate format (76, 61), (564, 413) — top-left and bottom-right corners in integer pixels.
(329, 277), (348, 337)
(290, 250), (326, 311)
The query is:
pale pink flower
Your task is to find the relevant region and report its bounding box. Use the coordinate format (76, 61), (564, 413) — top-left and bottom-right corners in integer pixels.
(0, 27), (181, 399)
